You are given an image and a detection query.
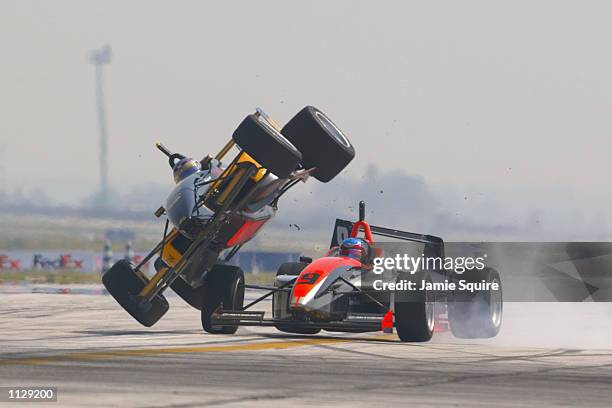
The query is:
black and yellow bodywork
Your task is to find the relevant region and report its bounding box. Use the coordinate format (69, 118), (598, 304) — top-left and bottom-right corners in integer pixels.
(138, 145), (278, 299)
(102, 106), (356, 329)
(132, 111), (307, 305)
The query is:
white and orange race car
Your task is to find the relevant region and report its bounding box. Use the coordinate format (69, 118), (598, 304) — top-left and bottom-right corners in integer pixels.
(212, 201), (503, 342)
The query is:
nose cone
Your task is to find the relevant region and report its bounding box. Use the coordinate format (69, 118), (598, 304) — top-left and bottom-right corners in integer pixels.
(289, 257), (361, 312)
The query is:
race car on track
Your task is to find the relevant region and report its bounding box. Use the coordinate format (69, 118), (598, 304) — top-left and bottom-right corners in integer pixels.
(102, 106), (355, 328)
(212, 201), (503, 341)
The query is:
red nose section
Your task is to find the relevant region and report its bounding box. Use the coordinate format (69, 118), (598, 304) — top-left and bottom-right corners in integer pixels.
(291, 257), (361, 305)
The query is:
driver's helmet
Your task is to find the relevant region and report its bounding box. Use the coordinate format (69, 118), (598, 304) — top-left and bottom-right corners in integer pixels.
(173, 157), (201, 183)
(339, 237), (369, 262)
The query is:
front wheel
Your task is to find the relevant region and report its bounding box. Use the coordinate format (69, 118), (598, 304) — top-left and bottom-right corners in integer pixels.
(394, 271), (435, 342)
(201, 265), (245, 334)
(102, 260), (169, 327)
(273, 262), (321, 335)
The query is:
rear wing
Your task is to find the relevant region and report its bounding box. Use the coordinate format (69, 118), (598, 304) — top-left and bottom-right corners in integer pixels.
(330, 219), (445, 258)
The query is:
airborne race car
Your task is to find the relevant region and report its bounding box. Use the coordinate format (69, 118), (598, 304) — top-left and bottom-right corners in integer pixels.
(103, 106), (355, 328)
(213, 201), (503, 342)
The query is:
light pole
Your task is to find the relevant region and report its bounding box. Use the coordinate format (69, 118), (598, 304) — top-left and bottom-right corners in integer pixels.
(89, 45), (112, 207)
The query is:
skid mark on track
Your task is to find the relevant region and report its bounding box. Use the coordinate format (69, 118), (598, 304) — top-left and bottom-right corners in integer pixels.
(0, 338), (349, 366)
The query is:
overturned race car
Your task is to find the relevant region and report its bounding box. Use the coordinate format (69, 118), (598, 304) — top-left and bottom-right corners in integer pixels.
(102, 106), (355, 330)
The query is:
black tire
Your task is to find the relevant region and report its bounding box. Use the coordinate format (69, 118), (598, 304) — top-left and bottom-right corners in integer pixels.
(154, 258), (205, 310)
(281, 106), (355, 182)
(201, 265), (245, 334)
(273, 262), (321, 335)
(102, 260), (169, 327)
(232, 114), (302, 178)
(394, 271), (435, 342)
(449, 267), (503, 339)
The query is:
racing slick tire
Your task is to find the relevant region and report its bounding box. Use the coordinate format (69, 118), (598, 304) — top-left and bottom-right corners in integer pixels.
(273, 262), (321, 335)
(448, 267), (503, 338)
(153, 258), (205, 310)
(102, 259), (169, 327)
(394, 271), (435, 342)
(232, 114), (302, 178)
(201, 265), (245, 334)
(281, 106), (355, 182)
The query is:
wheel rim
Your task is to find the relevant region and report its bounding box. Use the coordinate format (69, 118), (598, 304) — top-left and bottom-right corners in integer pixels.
(314, 111), (352, 148)
(425, 282), (435, 332)
(234, 278), (245, 310)
(256, 115), (298, 151)
(489, 277), (502, 328)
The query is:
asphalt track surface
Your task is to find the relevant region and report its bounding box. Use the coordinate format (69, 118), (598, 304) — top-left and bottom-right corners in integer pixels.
(1, 292), (611, 407)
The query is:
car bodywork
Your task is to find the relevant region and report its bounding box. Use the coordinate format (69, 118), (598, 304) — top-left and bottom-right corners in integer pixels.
(102, 106), (357, 328)
(212, 202), (454, 335)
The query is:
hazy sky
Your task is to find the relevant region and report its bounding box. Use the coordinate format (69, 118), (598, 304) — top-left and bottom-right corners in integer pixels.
(1, 1), (611, 236)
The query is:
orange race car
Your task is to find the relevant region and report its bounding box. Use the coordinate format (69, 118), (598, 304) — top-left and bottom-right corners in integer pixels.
(212, 201), (503, 342)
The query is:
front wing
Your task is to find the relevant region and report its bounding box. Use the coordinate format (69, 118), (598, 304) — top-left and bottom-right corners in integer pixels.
(211, 309), (386, 332)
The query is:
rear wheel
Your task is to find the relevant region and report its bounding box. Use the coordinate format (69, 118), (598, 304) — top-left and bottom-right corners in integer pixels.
(273, 262), (321, 335)
(102, 260), (169, 327)
(394, 271), (435, 342)
(232, 114), (302, 178)
(449, 267), (503, 338)
(282, 106), (355, 182)
(200, 265), (245, 334)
